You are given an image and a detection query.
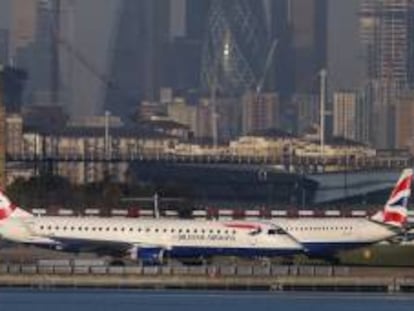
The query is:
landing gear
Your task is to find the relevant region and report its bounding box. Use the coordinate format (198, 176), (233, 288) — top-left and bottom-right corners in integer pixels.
(109, 259), (126, 266)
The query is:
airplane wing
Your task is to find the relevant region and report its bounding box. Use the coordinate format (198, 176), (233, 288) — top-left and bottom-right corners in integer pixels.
(43, 236), (167, 258)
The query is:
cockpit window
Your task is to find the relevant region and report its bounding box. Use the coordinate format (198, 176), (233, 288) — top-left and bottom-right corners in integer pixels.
(268, 228), (287, 235)
(248, 228), (262, 236)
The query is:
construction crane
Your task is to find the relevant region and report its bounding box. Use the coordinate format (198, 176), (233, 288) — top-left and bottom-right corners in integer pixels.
(256, 38), (278, 96)
(48, 0), (126, 105)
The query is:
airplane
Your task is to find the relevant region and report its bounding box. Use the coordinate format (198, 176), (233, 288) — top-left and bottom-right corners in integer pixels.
(0, 193), (303, 265)
(272, 168), (413, 259)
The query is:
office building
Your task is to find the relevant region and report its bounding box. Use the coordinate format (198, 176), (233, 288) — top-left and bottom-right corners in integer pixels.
(333, 92), (357, 141)
(200, 0), (269, 97)
(104, 0), (170, 119)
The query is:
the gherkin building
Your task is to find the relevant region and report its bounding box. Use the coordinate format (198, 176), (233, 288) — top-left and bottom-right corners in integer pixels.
(200, 0), (270, 97)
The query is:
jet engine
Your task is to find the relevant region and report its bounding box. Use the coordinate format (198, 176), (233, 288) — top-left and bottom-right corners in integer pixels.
(129, 246), (165, 265)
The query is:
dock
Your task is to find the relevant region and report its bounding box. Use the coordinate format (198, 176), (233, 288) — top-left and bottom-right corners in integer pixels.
(1, 264), (414, 292)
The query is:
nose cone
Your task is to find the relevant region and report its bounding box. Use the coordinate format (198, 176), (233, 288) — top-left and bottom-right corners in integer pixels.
(282, 235), (303, 250)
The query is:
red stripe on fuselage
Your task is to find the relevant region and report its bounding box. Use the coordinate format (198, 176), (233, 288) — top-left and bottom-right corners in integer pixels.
(224, 223), (260, 230)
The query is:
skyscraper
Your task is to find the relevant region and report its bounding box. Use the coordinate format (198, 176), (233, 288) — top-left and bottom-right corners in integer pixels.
(269, 0), (294, 99)
(360, 0), (413, 87)
(289, 0), (327, 94)
(185, 0), (211, 40)
(104, 0), (170, 119)
(200, 0), (270, 97)
(0, 29), (8, 64)
(395, 91), (414, 149)
(359, 0), (414, 148)
(327, 0), (364, 97)
(333, 92), (357, 141)
(9, 0), (37, 60)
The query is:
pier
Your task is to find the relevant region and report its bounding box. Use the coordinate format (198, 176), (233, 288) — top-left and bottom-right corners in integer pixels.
(1, 264), (414, 292)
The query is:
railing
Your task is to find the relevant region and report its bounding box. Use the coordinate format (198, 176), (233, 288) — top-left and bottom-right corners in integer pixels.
(0, 263), (350, 277)
(6, 152), (411, 170)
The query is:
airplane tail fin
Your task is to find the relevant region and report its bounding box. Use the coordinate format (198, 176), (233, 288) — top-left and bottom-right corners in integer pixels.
(0, 190), (32, 221)
(371, 169), (413, 228)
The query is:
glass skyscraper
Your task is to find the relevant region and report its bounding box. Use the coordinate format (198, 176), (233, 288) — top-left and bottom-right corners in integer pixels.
(200, 0), (270, 97)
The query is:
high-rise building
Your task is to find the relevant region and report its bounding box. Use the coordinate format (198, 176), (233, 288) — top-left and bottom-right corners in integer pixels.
(9, 0), (37, 60)
(5, 113), (23, 157)
(200, 0), (269, 97)
(289, 0), (328, 94)
(333, 92), (357, 141)
(356, 86), (372, 144)
(395, 91), (414, 149)
(293, 93), (320, 136)
(195, 98), (213, 139)
(104, 0), (170, 119)
(185, 0), (211, 40)
(360, 0), (414, 87)
(268, 0), (294, 99)
(163, 0), (211, 94)
(359, 0), (414, 148)
(242, 91), (280, 135)
(327, 0), (364, 97)
(0, 29), (9, 64)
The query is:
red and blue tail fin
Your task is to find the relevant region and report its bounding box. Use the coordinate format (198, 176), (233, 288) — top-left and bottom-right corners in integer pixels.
(372, 169), (413, 227)
(0, 190), (32, 221)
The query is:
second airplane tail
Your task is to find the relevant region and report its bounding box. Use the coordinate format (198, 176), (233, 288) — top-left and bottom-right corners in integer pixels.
(371, 168), (413, 228)
(0, 191), (32, 221)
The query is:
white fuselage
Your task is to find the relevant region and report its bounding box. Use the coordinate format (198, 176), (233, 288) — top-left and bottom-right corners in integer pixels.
(0, 216), (303, 260)
(272, 217), (396, 255)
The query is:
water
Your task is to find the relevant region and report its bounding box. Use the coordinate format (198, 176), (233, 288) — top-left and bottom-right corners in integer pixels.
(0, 289), (413, 311)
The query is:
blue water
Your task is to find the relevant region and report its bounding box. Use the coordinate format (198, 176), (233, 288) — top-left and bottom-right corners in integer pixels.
(0, 289), (413, 311)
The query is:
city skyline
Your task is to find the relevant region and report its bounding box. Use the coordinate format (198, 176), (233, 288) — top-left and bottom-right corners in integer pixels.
(1, 0), (414, 150)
